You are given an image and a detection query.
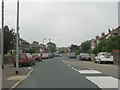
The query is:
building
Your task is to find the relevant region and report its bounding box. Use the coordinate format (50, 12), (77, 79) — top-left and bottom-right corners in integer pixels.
(91, 26), (120, 50)
(30, 41), (40, 52)
(19, 38), (30, 52)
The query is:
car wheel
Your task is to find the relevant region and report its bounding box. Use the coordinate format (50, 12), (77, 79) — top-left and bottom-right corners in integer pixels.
(98, 60), (102, 64)
(110, 62), (114, 64)
(33, 62), (35, 65)
(95, 61), (97, 63)
(28, 62), (32, 66)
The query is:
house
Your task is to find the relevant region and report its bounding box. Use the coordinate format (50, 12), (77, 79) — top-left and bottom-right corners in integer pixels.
(30, 41), (40, 52)
(19, 38), (30, 52)
(91, 26), (120, 50)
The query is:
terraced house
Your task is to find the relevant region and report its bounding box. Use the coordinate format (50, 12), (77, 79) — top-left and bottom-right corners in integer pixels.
(91, 26), (120, 50)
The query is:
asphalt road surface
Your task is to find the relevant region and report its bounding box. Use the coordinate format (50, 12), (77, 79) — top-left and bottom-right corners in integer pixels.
(16, 56), (101, 88)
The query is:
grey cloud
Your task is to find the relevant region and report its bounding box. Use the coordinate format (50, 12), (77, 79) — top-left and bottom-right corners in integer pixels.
(4, 2), (118, 47)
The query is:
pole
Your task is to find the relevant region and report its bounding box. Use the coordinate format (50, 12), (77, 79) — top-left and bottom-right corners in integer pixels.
(1, 0), (4, 69)
(16, 0), (19, 74)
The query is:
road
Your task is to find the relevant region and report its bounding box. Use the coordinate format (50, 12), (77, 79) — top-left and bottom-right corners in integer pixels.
(63, 55), (119, 79)
(16, 55), (118, 89)
(17, 56), (100, 88)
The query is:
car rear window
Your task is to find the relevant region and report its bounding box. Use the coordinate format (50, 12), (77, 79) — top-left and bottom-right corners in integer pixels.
(19, 54), (27, 59)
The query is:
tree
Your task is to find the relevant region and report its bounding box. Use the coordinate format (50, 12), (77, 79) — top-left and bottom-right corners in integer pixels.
(70, 44), (79, 52)
(70, 44), (80, 54)
(80, 41), (91, 53)
(28, 48), (36, 54)
(94, 35), (120, 54)
(105, 35), (120, 52)
(4, 26), (16, 55)
(95, 39), (107, 53)
(47, 42), (56, 53)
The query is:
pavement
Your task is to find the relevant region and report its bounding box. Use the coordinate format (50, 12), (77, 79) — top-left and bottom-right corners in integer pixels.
(2, 63), (33, 89)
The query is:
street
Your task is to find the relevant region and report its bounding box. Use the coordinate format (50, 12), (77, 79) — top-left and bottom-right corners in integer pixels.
(16, 55), (118, 89)
(16, 56), (100, 88)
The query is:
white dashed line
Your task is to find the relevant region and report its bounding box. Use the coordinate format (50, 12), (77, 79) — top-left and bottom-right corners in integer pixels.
(86, 76), (118, 88)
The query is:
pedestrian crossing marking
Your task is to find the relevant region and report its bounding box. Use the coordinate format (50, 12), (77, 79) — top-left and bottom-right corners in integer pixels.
(86, 76), (118, 88)
(78, 70), (102, 74)
(7, 76), (27, 80)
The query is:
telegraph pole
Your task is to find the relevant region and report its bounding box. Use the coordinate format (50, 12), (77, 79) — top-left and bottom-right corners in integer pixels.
(1, 0), (4, 69)
(16, 0), (19, 74)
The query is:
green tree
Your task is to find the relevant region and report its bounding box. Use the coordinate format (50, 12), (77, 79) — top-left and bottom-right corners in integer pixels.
(47, 42), (56, 53)
(4, 26), (16, 55)
(70, 44), (80, 55)
(105, 35), (120, 52)
(80, 41), (91, 53)
(95, 39), (107, 53)
(94, 35), (120, 54)
(28, 48), (36, 54)
(70, 44), (79, 52)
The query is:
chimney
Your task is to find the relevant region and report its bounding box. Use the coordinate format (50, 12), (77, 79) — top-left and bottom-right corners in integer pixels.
(96, 36), (99, 39)
(108, 29), (111, 33)
(101, 33), (105, 37)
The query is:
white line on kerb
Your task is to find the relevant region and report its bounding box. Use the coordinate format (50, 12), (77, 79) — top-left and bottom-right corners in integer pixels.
(10, 69), (34, 89)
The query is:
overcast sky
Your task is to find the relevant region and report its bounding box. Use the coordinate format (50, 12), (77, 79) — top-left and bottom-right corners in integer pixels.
(1, 1), (118, 47)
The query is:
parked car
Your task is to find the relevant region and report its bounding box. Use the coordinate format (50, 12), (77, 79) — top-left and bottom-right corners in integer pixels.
(32, 53), (42, 62)
(79, 53), (91, 61)
(48, 52), (54, 58)
(42, 52), (49, 59)
(68, 52), (76, 58)
(54, 53), (59, 57)
(59, 54), (62, 57)
(95, 52), (114, 64)
(12, 53), (35, 67)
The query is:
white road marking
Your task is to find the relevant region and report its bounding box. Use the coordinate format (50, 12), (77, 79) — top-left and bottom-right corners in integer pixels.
(78, 70), (102, 74)
(11, 69), (34, 89)
(67, 64), (71, 67)
(28, 67), (32, 70)
(7, 76), (27, 80)
(86, 76), (118, 88)
(71, 67), (78, 72)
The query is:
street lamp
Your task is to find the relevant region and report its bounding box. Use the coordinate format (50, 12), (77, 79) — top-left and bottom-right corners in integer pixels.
(43, 38), (46, 45)
(15, 0), (20, 74)
(1, 0), (4, 69)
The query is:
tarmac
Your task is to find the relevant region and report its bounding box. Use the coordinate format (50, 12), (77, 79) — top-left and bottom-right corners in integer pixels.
(2, 63), (33, 89)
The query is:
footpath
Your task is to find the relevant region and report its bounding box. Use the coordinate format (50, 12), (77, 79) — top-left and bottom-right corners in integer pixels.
(2, 63), (33, 89)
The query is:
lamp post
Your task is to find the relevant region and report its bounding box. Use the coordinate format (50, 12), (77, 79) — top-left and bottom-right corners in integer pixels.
(1, 0), (4, 69)
(16, 0), (20, 74)
(43, 38), (46, 45)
